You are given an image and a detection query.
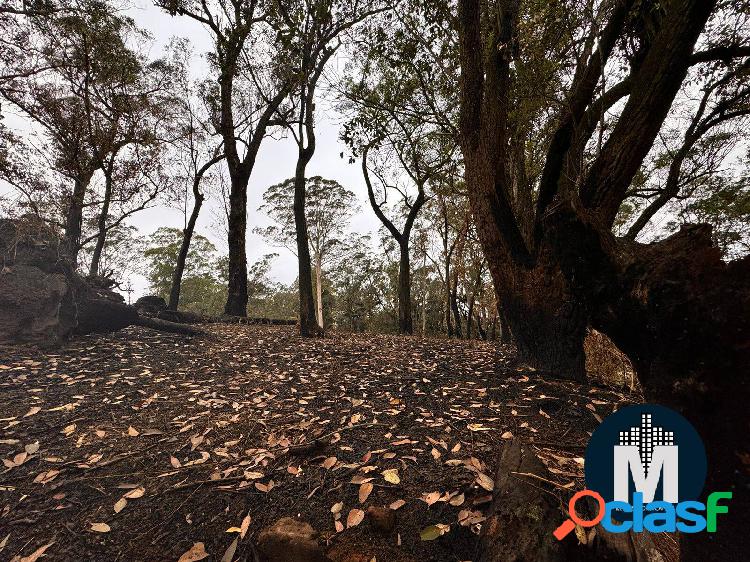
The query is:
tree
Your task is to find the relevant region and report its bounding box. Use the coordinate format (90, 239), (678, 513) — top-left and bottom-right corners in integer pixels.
(164, 43), (224, 311)
(257, 176), (357, 329)
(267, 0), (390, 336)
(158, 0), (295, 317)
(340, 5), (458, 334)
(456, 0), (749, 557)
(143, 226), (226, 315)
(1, 0), (172, 264)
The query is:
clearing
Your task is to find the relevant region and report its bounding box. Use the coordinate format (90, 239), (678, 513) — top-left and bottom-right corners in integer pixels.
(0, 325), (633, 561)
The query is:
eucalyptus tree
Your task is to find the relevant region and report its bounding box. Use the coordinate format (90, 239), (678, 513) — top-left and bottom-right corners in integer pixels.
(158, 0), (295, 316)
(456, 0), (750, 557)
(1, 0), (171, 264)
(162, 43), (225, 311)
(257, 176), (358, 329)
(266, 0), (391, 336)
(339, 5), (457, 334)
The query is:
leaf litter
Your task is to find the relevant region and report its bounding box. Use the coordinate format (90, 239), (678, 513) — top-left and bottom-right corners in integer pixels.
(0, 324), (632, 561)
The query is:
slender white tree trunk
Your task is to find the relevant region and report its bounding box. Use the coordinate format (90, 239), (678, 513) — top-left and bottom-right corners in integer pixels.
(315, 256), (324, 329)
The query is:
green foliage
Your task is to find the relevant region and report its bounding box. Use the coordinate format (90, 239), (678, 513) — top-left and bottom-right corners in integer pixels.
(143, 227), (225, 316)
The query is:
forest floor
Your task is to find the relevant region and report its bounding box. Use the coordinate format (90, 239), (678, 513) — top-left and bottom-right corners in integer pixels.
(0, 324), (637, 562)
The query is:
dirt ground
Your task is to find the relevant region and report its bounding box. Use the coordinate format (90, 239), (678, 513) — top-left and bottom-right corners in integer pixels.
(0, 324), (635, 561)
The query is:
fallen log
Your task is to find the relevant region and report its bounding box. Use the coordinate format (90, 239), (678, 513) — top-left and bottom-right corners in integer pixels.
(0, 218), (203, 345)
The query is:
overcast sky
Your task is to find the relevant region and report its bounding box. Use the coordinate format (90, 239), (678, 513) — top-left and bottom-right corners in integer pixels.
(122, 0), (386, 298)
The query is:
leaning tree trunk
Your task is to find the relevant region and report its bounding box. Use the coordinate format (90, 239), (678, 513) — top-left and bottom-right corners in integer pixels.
(169, 192), (204, 311)
(397, 238), (413, 335)
(88, 166), (114, 278)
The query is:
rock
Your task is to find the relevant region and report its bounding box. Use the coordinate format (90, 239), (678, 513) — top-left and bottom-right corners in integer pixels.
(256, 517), (329, 562)
(135, 295), (167, 313)
(0, 218), (77, 345)
(0, 217), (203, 345)
(366, 506), (396, 534)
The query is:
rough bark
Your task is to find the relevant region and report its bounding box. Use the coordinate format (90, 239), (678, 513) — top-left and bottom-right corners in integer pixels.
(397, 239), (413, 335)
(63, 171), (93, 265)
(88, 159), (115, 277)
(294, 159), (321, 337)
(224, 170), (250, 316)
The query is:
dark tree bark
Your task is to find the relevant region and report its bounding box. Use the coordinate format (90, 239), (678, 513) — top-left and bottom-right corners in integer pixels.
(397, 239), (413, 334)
(62, 171), (93, 265)
(88, 160), (114, 277)
(458, 0), (748, 558)
(168, 155), (222, 311)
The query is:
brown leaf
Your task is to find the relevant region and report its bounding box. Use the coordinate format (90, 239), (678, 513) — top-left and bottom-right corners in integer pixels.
(177, 542), (209, 562)
(322, 456), (337, 470)
(358, 482), (373, 503)
(475, 472), (495, 492)
(90, 523), (110, 533)
(240, 513), (251, 539)
(389, 499), (406, 510)
(113, 498), (128, 513)
(346, 508), (365, 528)
(123, 487), (145, 499)
(13, 542), (54, 562)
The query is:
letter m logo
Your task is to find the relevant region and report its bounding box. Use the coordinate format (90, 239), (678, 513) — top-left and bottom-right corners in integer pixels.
(613, 445), (678, 503)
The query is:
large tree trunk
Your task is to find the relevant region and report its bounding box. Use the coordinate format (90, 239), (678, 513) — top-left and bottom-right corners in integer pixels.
(224, 172), (249, 316)
(63, 172), (92, 266)
(397, 239), (413, 334)
(88, 164), (114, 278)
(544, 208), (750, 561)
(169, 192), (204, 311)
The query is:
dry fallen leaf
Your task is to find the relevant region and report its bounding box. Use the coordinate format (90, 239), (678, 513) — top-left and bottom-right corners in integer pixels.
(331, 502), (344, 514)
(382, 468), (400, 484)
(127, 426), (139, 437)
(389, 499), (406, 510)
(114, 498), (128, 513)
(240, 513), (251, 539)
(123, 487), (145, 499)
(170, 456), (182, 469)
(23, 407), (41, 418)
(90, 522), (110, 533)
(177, 542), (209, 562)
(346, 508), (365, 528)
(475, 472), (495, 492)
(322, 456), (337, 470)
(358, 482), (374, 503)
(12, 541), (53, 562)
